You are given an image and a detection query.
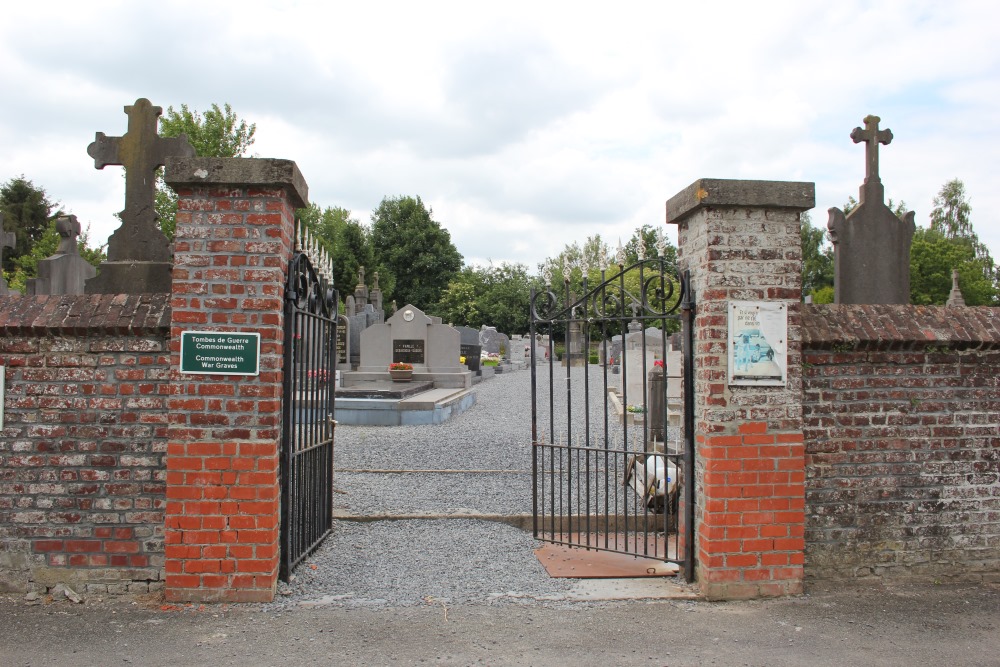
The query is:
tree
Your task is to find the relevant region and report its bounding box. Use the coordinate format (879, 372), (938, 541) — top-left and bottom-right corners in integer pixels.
(369, 196), (463, 310)
(299, 203), (374, 300)
(801, 211), (833, 301)
(436, 262), (532, 334)
(909, 227), (997, 306)
(156, 103), (257, 239)
(0, 176), (62, 273)
(929, 178), (994, 279)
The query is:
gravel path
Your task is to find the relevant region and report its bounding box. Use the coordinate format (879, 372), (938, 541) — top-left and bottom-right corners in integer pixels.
(269, 365), (677, 609)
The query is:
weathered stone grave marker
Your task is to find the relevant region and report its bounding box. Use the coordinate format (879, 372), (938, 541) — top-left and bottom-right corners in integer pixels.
(0, 212), (16, 295)
(827, 114), (915, 304)
(24, 215), (97, 295)
(86, 98), (195, 294)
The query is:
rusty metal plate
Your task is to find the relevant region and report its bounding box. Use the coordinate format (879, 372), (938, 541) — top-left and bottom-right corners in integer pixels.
(534, 534), (680, 578)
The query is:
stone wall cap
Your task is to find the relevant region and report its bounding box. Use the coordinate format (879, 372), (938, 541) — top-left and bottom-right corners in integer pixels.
(666, 178), (815, 224)
(802, 303), (1000, 351)
(0, 294), (171, 336)
(164, 157), (308, 209)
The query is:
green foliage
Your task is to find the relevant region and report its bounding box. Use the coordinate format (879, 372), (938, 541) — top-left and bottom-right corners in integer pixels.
(538, 228), (682, 335)
(929, 178), (994, 279)
(160, 103), (256, 159)
(299, 203), (374, 300)
(370, 196), (463, 310)
(436, 262), (532, 334)
(156, 103), (257, 240)
(1, 175), (62, 273)
(909, 227), (997, 306)
(841, 195), (907, 218)
(800, 211), (833, 300)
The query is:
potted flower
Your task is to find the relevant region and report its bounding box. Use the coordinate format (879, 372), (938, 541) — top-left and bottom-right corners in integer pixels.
(388, 361), (413, 382)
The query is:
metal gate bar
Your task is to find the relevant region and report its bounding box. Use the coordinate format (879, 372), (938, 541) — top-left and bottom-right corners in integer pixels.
(531, 258), (695, 581)
(280, 251), (337, 581)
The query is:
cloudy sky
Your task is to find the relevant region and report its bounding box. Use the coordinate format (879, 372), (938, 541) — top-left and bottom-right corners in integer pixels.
(1, 1), (997, 274)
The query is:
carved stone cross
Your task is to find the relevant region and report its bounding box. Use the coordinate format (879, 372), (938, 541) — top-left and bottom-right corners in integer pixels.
(87, 98), (195, 262)
(85, 98), (194, 293)
(54, 215), (82, 255)
(850, 114), (893, 203)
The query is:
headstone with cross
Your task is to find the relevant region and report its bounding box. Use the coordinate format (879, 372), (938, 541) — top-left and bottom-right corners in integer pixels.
(0, 211), (18, 296)
(24, 215), (97, 295)
(827, 114), (915, 305)
(85, 98), (195, 294)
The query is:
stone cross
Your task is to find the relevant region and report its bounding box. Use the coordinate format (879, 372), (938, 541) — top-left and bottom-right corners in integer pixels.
(0, 212), (16, 295)
(85, 98), (195, 293)
(850, 114), (893, 204)
(828, 114), (915, 305)
(55, 215), (81, 254)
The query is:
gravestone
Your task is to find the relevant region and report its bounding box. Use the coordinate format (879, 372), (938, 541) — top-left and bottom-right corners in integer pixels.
(350, 303), (470, 388)
(337, 314), (350, 371)
(24, 215), (97, 295)
(622, 321), (655, 411)
(0, 212), (17, 296)
(353, 267), (368, 313)
(562, 321), (587, 367)
(827, 115), (916, 304)
(345, 294), (356, 317)
(455, 326), (482, 373)
(86, 98), (196, 294)
(946, 269), (966, 307)
(479, 326), (500, 354)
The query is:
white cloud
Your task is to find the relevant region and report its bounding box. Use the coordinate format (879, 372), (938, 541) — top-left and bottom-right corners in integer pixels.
(2, 0), (998, 270)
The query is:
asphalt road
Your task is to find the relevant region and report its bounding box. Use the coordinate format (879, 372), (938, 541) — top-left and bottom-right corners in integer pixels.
(2, 581), (998, 666)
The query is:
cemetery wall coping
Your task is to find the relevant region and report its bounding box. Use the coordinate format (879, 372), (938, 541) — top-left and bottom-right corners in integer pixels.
(0, 294), (171, 336)
(801, 304), (1000, 351)
(666, 178), (815, 224)
(164, 157), (308, 209)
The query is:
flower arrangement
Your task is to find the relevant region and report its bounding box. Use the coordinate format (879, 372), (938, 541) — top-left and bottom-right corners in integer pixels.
(307, 369), (331, 383)
(481, 352), (501, 367)
(388, 362), (413, 371)
(626, 405), (646, 414)
(459, 356), (466, 365)
(654, 359), (664, 369)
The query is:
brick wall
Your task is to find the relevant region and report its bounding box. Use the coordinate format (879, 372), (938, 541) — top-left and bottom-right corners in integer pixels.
(668, 179), (814, 599)
(0, 294), (171, 594)
(163, 157), (306, 603)
(801, 304), (1000, 582)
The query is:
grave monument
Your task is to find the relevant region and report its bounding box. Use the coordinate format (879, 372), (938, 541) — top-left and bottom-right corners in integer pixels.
(827, 114), (916, 304)
(0, 212), (17, 296)
(86, 98), (195, 294)
(24, 215), (97, 295)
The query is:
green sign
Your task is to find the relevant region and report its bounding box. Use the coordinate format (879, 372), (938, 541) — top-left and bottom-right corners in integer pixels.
(180, 331), (260, 376)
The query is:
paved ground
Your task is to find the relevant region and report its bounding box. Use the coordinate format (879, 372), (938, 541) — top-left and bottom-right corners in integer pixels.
(1, 581), (998, 666)
(3, 367), (998, 664)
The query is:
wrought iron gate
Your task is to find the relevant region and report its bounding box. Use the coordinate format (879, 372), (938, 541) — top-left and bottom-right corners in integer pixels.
(530, 256), (695, 581)
(280, 250), (338, 581)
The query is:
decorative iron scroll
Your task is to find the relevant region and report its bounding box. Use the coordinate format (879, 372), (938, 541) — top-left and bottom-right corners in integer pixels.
(285, 251), (337, 317)
(530, 257), (687, 325)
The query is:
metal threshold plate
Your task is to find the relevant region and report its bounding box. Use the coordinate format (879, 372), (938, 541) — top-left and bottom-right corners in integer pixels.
(535, 535), (680, 578)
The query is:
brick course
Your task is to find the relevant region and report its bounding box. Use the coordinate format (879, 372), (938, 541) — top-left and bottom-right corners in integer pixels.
(668, 179), (814, 599)
(163, 157), (305, 603)
(0, 294), (171, 594)
(801, 304), (1000, 582)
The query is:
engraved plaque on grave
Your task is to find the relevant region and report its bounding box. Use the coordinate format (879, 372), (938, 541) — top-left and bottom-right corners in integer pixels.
(337, 322), (348, 365)
(393, 339), (425, 364)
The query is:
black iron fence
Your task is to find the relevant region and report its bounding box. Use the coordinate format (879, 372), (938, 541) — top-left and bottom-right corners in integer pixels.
(530, 257), (695, 581)
(280, 250), (338, 581)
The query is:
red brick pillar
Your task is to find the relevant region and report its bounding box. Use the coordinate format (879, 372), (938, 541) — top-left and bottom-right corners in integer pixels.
(162, 158), (308, 602)
(667, 179), (814, 599)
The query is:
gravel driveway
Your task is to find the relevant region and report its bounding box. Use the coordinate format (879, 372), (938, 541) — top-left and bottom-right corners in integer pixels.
(270, 365), (671, 609)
